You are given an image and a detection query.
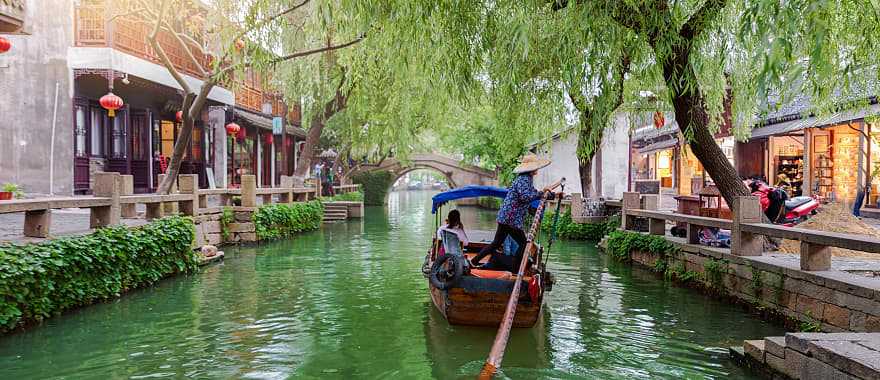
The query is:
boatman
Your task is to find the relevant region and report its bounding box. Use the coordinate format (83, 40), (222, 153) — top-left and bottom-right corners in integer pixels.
(470, 154), (562, 272)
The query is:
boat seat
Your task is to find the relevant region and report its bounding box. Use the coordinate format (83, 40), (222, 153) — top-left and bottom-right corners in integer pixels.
(470, 268), (513, 280)
(441, 230), (464, 258)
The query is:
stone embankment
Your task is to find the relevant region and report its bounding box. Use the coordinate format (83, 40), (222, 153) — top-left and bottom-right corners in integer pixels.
(733, 333), (880, 379)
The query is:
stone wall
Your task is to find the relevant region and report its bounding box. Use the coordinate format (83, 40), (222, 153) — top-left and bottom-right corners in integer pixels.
(609, 236), (880, 333)
(0, 0), (74, 195)
(193, 207), (258, 247)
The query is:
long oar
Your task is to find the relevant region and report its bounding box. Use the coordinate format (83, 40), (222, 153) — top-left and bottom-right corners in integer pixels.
(478, 191), (552, 379)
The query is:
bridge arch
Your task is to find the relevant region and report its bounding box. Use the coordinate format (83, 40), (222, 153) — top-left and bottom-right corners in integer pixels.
(360, 153), (497, 189)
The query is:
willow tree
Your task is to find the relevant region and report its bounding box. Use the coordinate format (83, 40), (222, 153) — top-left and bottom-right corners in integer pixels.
(115, 0), (363, 193)
(323, 0), (879, 208)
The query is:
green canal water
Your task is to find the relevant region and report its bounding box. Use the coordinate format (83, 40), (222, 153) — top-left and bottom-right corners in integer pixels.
(0, 190), (784, 379)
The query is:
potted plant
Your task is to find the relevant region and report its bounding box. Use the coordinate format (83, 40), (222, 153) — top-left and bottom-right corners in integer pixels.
(0, 183), (23, 200)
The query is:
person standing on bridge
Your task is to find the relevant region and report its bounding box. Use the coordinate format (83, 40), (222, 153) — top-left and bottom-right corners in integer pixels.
(471, 154), (562, 272)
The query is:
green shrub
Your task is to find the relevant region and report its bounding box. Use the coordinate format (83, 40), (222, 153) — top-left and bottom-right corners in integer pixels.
(541, 209), (620, 241)
(478, 197), (501, 210)
(0, 216), (197, 332)
(220, 206), (234, 241)
(352, 171), (396, 205)
(325, 191), (364, 202)
(604, 230), (678, 262)
(253, 200), (324, 240)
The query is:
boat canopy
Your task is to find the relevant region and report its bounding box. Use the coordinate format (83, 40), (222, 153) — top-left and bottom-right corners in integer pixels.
(431, 185), (540, 214)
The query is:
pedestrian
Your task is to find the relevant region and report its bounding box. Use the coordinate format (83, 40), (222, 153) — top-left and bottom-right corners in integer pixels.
(470, 154), (562, 272)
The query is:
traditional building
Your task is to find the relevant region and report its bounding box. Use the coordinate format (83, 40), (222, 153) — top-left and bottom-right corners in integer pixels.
(0, 0), (305, 195)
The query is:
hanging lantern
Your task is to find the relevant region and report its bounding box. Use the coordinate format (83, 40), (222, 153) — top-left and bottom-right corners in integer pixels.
(0, 37), (10, 54)
(99, 92), (124, 118)
(175, 110), (184, 123)
(235, 126), (247, 141)
(653, 111), (665, 129)
(264, 133), (274, 145)
(225, 122), (241, 135)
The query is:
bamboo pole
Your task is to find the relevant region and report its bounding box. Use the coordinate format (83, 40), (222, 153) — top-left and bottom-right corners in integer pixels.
(478, 191), (552, 379)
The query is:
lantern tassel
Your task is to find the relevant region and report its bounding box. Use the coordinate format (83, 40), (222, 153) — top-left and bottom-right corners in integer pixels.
(108, 109), (115, 118)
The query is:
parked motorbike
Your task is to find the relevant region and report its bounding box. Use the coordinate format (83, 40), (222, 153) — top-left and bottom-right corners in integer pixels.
(778, 196), (820, 226)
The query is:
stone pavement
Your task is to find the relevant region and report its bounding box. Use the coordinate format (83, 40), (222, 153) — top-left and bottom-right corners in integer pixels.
(0, 208), (148, 244)
(736, 333), (880, 380)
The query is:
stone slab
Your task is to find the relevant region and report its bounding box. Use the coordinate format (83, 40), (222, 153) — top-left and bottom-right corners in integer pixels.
(228, 223), (255, 233)
(744, 340), (765, 362)
(765, 336), (787, 358)
(807, 339), (880, 380)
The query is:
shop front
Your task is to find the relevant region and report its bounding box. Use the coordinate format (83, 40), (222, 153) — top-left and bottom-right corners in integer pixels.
(227, 107), (304, 189)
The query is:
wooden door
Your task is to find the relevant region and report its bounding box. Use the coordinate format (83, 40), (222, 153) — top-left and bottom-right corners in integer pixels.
(73, 99), (91, 194)
(106, 106), (130, 175)
(129, 109), (151, 192)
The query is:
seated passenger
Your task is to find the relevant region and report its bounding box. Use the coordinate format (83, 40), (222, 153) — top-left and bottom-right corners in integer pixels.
(437, 209), (469, 257)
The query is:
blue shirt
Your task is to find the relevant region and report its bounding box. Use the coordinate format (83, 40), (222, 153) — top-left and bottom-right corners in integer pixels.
(497, 174), (542, 229)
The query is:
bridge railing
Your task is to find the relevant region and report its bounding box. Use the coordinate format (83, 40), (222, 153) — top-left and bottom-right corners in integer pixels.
(333, 184), (361, 194)
(619, 192), (880, 271)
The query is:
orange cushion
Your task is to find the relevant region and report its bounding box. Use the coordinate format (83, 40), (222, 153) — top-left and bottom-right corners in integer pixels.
(470, 268), (513, 280)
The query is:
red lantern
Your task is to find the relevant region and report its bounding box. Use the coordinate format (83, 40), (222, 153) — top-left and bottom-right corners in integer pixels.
(0, 37), (10, 54)
(264, 133), (274, 145)
(235, 126), (247, 141)
(175, 110), (184, 123)
(653, 111), (665, 129)
(225, 122), (241, 135)
(99, 92), (124, 118)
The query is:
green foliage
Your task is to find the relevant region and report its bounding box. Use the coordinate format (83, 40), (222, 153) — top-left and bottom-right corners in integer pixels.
(478, 197), (502, 210)
(220, 206), (234, 241)
(703, 258), (728, 291)
(253, 201), (324, 240)
(666, 262), (700, 283)
(1, 183), (23, 199)
(0, 216), (197, 332)
(605, 230), (679, 263)
(541, 209), (620, 241)
(799, 312), (822, 332)
(324, 191), (364, 202)
(749, 265), (764, 297)
(351, 171), (395, 206)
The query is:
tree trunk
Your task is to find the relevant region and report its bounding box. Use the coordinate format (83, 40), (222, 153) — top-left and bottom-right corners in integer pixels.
(578, 154), (594, 198)
(292, 87), (349, 185)
(661, 43), (750, 210)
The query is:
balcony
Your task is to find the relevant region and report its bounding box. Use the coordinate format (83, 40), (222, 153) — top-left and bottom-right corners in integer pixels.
(0, 0), (24, 32)
(74, 0), (207, 78)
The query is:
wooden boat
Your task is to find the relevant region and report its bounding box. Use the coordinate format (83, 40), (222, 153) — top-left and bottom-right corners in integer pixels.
(424, 185), (554, 328)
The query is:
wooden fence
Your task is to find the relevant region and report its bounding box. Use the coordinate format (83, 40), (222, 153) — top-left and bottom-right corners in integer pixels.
(620, 192), (880, 271)
(332, 184), (361, 194)
(0, 173), (318, 239)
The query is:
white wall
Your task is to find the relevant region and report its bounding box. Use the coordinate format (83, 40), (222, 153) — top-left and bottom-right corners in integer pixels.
(533, 113), (630, 199)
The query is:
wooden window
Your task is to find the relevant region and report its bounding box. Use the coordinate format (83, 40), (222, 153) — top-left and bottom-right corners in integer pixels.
(74, 106), (88, 158)
(160, 120), (175, 157)
(191, 126), (203, 162)
(90, 107), (104, 156)
(109, 110), (127, 159)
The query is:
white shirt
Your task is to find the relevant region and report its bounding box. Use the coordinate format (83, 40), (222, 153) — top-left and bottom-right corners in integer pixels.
(437, 226), (469, 247)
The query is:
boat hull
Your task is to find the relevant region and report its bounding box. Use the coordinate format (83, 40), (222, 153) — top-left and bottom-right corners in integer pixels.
(429, 275), (541, 328)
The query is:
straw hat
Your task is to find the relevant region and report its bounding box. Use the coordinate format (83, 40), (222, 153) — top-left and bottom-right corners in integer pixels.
(513, 154), (551, 174)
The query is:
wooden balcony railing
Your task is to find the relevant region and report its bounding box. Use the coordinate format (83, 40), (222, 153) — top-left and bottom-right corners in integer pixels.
(74, 1), (207, 78)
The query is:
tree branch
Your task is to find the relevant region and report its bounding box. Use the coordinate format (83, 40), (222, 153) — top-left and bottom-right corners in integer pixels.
(147, 0), (193, 95)
(270, 34), (365, 65)
(164, 20), (207, 77)
(680, 0), (728, 39)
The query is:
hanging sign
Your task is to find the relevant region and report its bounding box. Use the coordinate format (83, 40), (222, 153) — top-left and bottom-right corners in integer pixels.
(272, 117), (283, 135)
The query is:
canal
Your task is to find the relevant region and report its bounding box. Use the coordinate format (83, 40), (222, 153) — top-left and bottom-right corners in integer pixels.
(0, 190), (784, 379)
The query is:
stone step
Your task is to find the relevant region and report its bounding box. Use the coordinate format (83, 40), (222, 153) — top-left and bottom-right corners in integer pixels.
(735, 333), (880, 380)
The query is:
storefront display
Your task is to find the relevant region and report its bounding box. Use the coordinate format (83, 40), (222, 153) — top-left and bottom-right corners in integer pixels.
(657, 149), (673, 188)
(771, 138), (804, 197)
(831, 127), (860, 201)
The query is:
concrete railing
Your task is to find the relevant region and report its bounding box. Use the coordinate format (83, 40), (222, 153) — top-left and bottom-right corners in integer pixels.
(620, 191), (880, 271)
(0, 173), (318, 239)
(332, 184), (361, 194)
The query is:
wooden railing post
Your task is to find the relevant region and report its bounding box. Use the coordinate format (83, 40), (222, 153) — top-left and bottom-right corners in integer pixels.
(241, 175), (257, 207)
(731, 196), (763, 256)
(91, 172), (121, 228)
(120, 175), (136, 218)
(621, 192), (640, 231)
(643, 194), (665, 235)
(178, 174), (198, 216)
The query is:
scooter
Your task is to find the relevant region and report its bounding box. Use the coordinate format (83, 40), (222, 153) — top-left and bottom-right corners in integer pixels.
(778, 195), (820, 226)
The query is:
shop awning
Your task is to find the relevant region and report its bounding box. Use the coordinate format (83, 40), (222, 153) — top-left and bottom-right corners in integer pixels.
(234, 107), (306, 138)
(749, 103), (880, 139)
(638, 138), (679, 155)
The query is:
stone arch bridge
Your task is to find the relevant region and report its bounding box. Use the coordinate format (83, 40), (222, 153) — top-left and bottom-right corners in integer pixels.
(358, 154), (497, 188)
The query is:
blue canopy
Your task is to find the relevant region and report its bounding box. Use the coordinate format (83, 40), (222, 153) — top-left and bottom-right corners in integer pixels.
(431, 185), (540, 214)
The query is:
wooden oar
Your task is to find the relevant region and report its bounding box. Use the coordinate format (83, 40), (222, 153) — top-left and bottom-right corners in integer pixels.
(478, 190), (553, 379)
